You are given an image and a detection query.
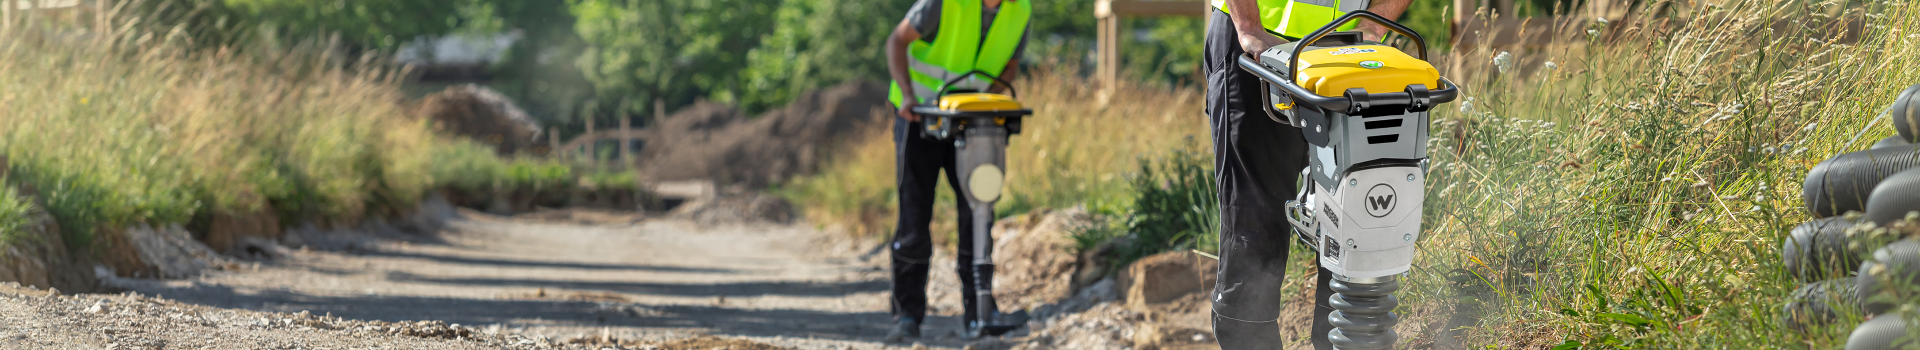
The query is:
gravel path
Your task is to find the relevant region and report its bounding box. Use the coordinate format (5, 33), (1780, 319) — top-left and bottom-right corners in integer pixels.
(34, 209), (994, 349)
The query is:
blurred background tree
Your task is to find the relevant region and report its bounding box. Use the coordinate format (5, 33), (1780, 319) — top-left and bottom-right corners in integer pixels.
(741, 0), (911, 113)
(569, 0), (775, 118)
(220, 0), (493, 49)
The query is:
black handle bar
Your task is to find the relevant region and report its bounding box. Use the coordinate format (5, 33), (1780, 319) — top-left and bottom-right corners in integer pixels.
(932, 70), (1019, 99)
(1289, 11), (1430, 77)
(1237, 54), (1459, 113)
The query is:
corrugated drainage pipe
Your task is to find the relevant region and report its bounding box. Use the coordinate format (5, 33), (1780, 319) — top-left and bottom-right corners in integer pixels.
(1802, 148), (1920, 218)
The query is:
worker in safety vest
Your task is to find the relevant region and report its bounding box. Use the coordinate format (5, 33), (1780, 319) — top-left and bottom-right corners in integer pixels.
(1203, 0), (1411, 349)
(881, 0), (1032, 342)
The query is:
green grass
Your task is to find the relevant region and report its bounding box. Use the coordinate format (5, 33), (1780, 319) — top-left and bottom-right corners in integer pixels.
(0, 185), (33, 246)
(0, 5), (617, 252)
(0, 14), (441, 246)
(1404, 0), (1920, 347)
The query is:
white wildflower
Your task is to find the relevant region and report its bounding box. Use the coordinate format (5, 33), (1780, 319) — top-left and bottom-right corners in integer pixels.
(1588, 29), (1601, 37)
(1702, 102), (1746, 125)
(1493, 52), (1515, 73)
(1460, 97), (1478, 115)
(1624, 102), (1643, 110)
(1596, 17), (1610, 25)
(1543, 61), (1559, 70)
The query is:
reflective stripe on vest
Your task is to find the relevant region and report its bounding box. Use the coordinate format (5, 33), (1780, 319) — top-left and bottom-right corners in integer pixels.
(1211, 0), (1366, 39)
(889, 0), (1031, 108)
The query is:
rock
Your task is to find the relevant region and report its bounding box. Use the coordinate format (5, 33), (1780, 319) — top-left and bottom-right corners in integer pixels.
(991, 208), (1090, 310)
(1121, 251), (1218, 314)
(202, 200), (281, 255)
(121, 223), (229, 279)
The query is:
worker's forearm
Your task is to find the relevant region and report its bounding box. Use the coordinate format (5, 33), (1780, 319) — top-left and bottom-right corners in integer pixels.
(1360, 0), (1414, 37)
(1222, 0), (1268, 36)
(1369, 0), (1412, 21)
(886, 31), (917, 105)
(991, 60), (1019, 93)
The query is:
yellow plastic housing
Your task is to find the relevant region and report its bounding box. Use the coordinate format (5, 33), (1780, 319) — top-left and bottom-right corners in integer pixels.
(1293, 45), (1440, 97)
(937, 93), (1024, 112)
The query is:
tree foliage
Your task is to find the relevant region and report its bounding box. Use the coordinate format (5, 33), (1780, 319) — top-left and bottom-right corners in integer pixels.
(220, 0), (495, 49)
(569, 0), (775, 117)
(485, 0), (597, 128)
(740, 0), (910, 112)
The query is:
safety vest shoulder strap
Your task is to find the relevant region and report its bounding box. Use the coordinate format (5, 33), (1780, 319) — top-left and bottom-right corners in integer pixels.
(891, 0), (1032, 108)
(1210, 0), (1368, 39)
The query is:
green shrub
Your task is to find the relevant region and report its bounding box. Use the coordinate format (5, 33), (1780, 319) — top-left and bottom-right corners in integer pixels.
(0, 184), (33, 246)
(1116, 144), (1219, 263)
(0, 7), (452, 247)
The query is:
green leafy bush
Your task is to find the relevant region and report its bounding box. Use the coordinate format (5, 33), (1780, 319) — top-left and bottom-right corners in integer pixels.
(0, 185), (33, 246)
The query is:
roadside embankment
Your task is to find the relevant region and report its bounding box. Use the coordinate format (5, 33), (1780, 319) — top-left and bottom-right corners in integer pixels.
(0, 11), (636, 292)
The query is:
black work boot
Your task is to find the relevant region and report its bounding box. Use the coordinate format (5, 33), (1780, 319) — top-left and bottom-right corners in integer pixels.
(964, 309), (1030, 339)
(885, 317), (921, 343)
(1213, 311), (1285, 350)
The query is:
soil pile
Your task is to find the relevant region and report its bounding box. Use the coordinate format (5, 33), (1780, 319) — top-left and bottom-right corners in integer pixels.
(989, 208), (1092, 311)
(639, 80), (891, 187)
(418, 84), (544, 155)
(0, 170), (97, 293)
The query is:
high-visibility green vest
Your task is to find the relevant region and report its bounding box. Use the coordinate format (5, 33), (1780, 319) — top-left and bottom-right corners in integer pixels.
(889, 0), (1032, 108)
(1212, 0), (1367, 39)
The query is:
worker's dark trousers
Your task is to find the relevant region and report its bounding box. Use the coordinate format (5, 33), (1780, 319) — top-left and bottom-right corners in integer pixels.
(888, 116), (988, 326)
(1204, 8), (1336, 350)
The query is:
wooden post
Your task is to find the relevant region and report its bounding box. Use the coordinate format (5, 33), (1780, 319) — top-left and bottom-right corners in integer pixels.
(618, 99), (631, 167)
(584, 111), (595, 163)
(1452, 0), (1473, 42)
(654, 99), (665, 124)
(1095, 1), (1120, 88)
(1450, 0), (1474, 76)
(1093, 1), (1210, 90)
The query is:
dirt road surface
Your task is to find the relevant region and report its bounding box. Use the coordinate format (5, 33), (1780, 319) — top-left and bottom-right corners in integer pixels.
(38, 209), (1001, 349)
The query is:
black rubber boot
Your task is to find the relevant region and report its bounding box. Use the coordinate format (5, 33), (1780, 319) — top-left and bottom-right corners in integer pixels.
(885, 317), (921, 343)
(964, 309), (1031, 339)
(1213, 311), (1283, 350)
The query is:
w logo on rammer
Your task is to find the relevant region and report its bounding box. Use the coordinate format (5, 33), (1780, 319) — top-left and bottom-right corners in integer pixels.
(1363, 184), (1397, 218)
(1368, 195), (1394, 210)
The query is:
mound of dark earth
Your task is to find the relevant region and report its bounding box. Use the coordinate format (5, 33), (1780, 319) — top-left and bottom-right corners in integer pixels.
(639, 80), (890, 187)
(418, 84), (543, 155)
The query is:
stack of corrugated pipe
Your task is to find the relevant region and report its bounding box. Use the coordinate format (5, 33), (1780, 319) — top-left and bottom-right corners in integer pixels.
(1785, 83), (1920, 349)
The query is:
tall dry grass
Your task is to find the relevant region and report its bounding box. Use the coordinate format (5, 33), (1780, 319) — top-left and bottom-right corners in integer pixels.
(780, 66), (1211, 241)
(1407, 0), (1920, 346)
(0, 6), (500, 249)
